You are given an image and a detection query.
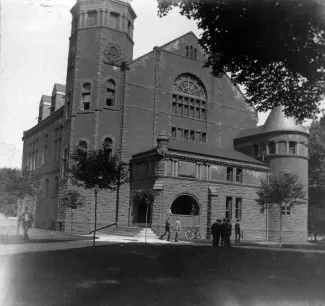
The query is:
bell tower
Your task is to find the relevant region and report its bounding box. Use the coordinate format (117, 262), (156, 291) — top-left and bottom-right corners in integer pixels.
(63, 0), (137, 152)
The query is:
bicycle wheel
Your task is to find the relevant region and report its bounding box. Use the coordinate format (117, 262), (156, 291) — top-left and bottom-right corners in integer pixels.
(185, 230), (194, 240)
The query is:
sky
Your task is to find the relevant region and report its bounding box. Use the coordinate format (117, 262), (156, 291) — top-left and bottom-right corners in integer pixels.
(0, 0), (319, 168)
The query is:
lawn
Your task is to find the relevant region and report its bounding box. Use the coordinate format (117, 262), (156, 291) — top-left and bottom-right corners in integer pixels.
(1, 244), (325, 306)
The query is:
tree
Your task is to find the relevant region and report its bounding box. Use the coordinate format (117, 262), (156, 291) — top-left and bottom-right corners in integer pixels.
(157, 0), (325, 122)
(0, 168), (21, 216)
(308, 113), (325, 236)
(256, 170), (306, 247)
(2, 168), (35, 234)
(134, 188), (158, 242)
(62, 189), (84, 235)
(68, 146), (129, 246)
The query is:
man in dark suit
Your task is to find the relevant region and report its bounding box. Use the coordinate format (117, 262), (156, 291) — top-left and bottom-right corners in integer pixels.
(235, 219), (241, 243)
(226, 218), (232, 248)
(220, 219), (227, 247)
(19, 207), (34, 242)
(211, 219), (221, 247)
(159, 217), (171, 241)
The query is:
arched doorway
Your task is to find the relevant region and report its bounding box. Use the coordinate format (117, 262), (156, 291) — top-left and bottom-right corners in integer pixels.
(133, 196), (152, 224)
(171, 194), (200, 215)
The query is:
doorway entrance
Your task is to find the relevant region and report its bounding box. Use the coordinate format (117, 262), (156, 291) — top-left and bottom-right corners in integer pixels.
(137, 200), (151, 224)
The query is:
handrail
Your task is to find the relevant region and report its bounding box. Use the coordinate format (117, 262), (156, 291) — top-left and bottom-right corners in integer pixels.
(89, 222), (117, 234)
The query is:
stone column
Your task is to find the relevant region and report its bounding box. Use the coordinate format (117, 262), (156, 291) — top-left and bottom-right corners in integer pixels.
(286, 141), (289, 154)
(275, 142), (279, 154)
(97, 10), (101, 26)
(83, 11), (88, 27)
(265, 142), (269, 155)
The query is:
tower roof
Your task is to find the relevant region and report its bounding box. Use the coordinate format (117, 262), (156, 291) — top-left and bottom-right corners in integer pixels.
(261, 106), (307, 134)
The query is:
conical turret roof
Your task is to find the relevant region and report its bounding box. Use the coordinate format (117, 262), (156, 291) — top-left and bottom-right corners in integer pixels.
(261, 106), (307, 134)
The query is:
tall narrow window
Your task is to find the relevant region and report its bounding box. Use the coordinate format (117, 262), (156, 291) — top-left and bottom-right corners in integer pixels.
(226, 197), (232, 219)
(110, 13), (119, 29)
(66, 92), (71, 118)
(88, 11), (97, 27)
(202, 133), (206, 143)
(128, 20), (132, 36)
(253, 144), (259, 157)
(62, 148), (68, 178)
(235, 198), (242, 219)
(194, 48), (197, 59)
(171, 127), (176, 138)
(82, 83), (91, 110)
(184, 129), (189, 140)
(78, 141), (88, 162)
(186, 46), (189, 57)
(103, 138), (113, 156)
(227, 167), (233, 181)
(289, 142), (297, 154)
(190, 46), (193, 58)
(268, 142), (276, 154)
(35, 150), (38, 169)
(45, 179), (49, 199)
(106, 79), (116, 106)
(236, 168), (243, 183)
(190, 130), (195, 141)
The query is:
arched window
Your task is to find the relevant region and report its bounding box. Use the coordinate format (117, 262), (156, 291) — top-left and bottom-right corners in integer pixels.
(66, 92), (71, 119)
(186, 46), (189, 57)
(172, 74), (207, 122)
(103, 138), (113, 156)
(171, 195), (200, 215)
(190, 46), (193, 58)
(106, 80), (116, 107)
(194, 48), (197, 59)
(268, 142), (276, 154)
(289, 142), (297, 154)
(81, 83), (91, 110)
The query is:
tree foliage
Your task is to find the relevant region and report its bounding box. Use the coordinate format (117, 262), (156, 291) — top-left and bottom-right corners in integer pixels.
(308, 113), (325, 233)
(68, 147), (129, 193)
(157, 0), (325, 122)
(63, 189), (85, 210)
(68, 146), (129, 246)
(256, 170), (306, 246)
(135, 188), (158, 207)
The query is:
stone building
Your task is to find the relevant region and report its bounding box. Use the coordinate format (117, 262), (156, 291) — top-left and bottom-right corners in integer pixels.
(21, 0), (308, 242)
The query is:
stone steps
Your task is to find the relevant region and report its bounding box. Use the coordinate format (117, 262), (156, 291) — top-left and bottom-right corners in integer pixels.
(108, 226), (159, 239)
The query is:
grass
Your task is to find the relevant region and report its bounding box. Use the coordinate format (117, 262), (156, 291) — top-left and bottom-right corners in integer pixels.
(1, 243), (325, 305)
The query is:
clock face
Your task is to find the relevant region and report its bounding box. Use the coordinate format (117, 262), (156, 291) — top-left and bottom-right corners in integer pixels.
(104, 42), (123, 62)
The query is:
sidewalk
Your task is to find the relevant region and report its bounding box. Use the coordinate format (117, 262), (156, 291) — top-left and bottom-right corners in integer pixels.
(1, 229), (325, 256)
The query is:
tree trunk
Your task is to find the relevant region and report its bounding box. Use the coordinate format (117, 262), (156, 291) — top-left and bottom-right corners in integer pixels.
(115, 166), (121, 223)
(16, 198), (21, 235)
(70, 209), (73, 235)
(93, 190), (98, 247)
(279, 205), (282, 247)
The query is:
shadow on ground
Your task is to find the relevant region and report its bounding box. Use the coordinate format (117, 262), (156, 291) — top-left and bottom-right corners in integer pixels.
(1, 244), (325, 305)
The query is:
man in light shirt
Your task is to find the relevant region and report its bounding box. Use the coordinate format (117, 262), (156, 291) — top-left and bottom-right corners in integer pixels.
(174, 217), (181, 242)
(19, 207), (34, 242)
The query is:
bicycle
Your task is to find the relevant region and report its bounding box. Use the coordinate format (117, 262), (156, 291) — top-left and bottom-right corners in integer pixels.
(185, 227), (203, 240)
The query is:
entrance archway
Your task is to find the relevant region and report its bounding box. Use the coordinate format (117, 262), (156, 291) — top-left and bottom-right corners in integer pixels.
(133, 196), (152, 224)
(171, 194), (200, 215)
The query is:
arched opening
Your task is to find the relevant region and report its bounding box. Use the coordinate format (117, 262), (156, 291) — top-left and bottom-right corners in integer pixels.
(171, 195), (200, 215)
(133, 195), (152, 224)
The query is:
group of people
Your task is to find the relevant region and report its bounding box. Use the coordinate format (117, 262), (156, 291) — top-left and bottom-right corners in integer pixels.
(158, 217), (181, 242)
(210, 219), (241, 248)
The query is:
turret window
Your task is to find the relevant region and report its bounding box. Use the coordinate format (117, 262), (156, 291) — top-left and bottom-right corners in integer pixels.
(81, 83), (91, 110)
(268, 142), (276, 154)
(88, 11), (98, 27)
(110, 13), (119, 29)
(106, 80), (116, 107)
(289, 142), (297, 154)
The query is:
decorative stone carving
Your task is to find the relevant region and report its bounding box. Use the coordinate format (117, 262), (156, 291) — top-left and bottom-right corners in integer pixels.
(104, 42), (123, 63)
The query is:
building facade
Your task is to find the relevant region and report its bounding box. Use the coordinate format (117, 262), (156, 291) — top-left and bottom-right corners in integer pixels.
(22, 0), (309, 242)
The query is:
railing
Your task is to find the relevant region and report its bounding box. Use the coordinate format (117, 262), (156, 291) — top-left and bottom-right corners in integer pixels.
(89, 222), (117, 234)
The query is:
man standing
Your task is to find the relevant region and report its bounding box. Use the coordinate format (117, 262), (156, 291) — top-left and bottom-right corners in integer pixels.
(210, 219), (221, 247)
(19, 207), (34, 242)
(159, 217), (171, 241)
(174, 217), (181, 242)
(226, 218), (232, 248)
(235, 219), (241, 243)
(220, 219), (227, 247)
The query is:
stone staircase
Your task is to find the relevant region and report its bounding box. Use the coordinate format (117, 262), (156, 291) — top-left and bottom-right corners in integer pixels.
(107, 226), (159, 239)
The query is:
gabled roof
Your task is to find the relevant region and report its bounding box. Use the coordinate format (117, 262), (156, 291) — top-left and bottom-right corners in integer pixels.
(52, 83), (66, 95)
(160, 31), (199, 49)
(168, 140), (267, 166)
(234, 126), (263, 139)
(39, 95), (51, 105)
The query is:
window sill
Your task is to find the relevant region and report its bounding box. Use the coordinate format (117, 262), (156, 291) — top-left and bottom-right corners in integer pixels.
(103, 106), (120, 111)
